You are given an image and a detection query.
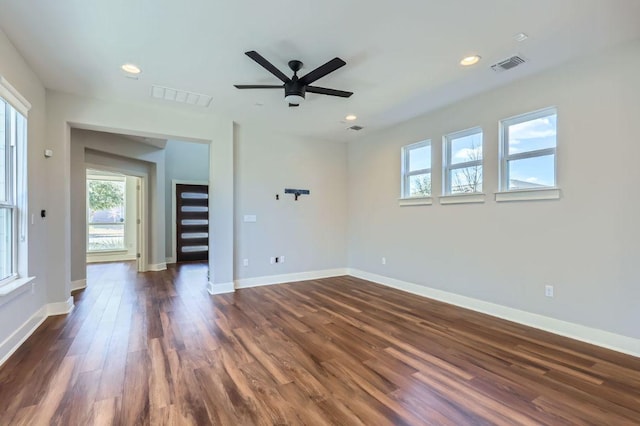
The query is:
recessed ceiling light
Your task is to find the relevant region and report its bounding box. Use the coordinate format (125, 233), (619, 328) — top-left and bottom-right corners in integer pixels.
(121, 63), (141, 74)
(514, 32), (529, 42)
(460, 55), (481, 66)
(345, 114), (357, 121)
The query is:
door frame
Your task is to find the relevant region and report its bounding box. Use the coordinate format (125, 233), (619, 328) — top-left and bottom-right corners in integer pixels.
(85, 163), (149, 272)
(170, 179), (209, 264)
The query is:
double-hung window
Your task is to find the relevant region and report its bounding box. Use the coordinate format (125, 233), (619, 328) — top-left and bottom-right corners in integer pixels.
(0, 95), (26, 284)
(401, 140), (431, 198)
(443, 128), (483, 194)
(500, 107), (557, 190)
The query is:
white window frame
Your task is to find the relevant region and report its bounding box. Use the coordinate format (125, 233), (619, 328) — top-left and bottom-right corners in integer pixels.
(400, 140), (432, 199)
(86, 174), (128, 253)
(499, 107), (557, 192)
(442, 127), (483, 195)
(0, 76), (30, 291)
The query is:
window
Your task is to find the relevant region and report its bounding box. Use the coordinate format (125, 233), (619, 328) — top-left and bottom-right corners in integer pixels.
(401, 140), (431, 198)
(87, 174), (126, 252)
(500, 107), (557, 190)
(0, 96), (26, 284)
(443, 128), (483, 194)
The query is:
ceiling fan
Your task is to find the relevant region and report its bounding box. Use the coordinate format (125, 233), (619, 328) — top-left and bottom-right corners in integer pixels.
(234, 51), (353, 107)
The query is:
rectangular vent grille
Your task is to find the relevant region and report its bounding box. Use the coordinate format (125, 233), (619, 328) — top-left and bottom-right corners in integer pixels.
(348, 125), (364, 131)
(491, 55), (526, 73)
(151, 85), (212, 107)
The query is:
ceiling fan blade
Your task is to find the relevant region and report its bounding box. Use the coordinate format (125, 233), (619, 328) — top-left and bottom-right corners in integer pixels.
(300, 58), (346, 85)
(245, 51), (290, 83)
(306, 86), (353, 98)
(234, 85), (283, 89)
(289, 103), (300, 107)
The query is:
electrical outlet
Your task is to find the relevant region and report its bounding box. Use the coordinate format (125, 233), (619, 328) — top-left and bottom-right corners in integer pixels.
(243, 259), (249, 267)
(381, 257), (386, 265)
(545, 285), (554, 298)
(270, 257), (276, 264)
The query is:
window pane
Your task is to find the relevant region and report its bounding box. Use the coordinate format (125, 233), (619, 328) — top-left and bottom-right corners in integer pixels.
(408, 173), (431, 197)
(0, 102), (6, 202)
(508, 155), (555, 189)
(450, 131), (482, 165)
(508, 113), (556, 154)
(88, 180), (125, 224)
(88, 224), (125, 251)
(0, 208), (12, 280)
(408, 145), (430, 171)
(450, 165), (483, 193)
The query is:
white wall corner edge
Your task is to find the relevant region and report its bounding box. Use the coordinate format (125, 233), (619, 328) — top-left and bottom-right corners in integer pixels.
(70, 279), (87, 292)
(47, 296), (75, 316)
(347, 269), (640, 358)
(0, 305), (48, 367)
(234, 268), (349, 289)
(208, 281), (235, 295)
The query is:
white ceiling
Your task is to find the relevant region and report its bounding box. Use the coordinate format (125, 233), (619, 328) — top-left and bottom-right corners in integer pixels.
(1, 1), (639, 142)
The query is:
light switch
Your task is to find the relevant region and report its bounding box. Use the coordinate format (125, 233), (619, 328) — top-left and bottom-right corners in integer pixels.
(243, 215), (257, 223)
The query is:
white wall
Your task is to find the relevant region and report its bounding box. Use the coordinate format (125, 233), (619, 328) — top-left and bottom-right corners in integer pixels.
(164, 140), (209, 260)
(234, 125), (348, 281)
(70, 129), (165, 281)
(0, 28), (49, 362)
(348, 40), (640, 340)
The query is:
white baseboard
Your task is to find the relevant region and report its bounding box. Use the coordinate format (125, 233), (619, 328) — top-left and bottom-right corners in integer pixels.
(147, 262), (167, 272)
(0, 305), (48, 366)
(207, 281), (235, 295)
(0, 295), (77, 367)
(70, 279), (87, 292)
(348, 269), (640, 358)
(235, 268), (349, 289)
(47, 296), (74, 316)
(166, 257), (176, 264)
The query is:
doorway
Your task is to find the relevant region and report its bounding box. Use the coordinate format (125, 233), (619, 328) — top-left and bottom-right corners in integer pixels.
(86, 169), (145, 272)
(176, 184), (209, 262)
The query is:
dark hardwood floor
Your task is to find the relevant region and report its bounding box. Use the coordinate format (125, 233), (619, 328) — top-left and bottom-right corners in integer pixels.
(0, 262), (639, 425)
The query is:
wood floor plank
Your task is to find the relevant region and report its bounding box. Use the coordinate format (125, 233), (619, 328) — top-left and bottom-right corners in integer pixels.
(0, 262), (639, 425)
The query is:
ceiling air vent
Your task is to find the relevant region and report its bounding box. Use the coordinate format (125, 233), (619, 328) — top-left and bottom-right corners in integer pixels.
(151, 85), (212, 107)
(348, 125), (364, 131)
(491, 55), (526, 73)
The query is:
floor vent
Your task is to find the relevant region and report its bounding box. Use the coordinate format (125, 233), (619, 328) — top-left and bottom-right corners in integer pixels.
(348, 125), (364, 131)
(151, 85), (212, 107)
(491, 55), (526, 73)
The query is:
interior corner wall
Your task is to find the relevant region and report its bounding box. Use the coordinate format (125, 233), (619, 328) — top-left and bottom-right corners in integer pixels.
(234, 124), (348, 280)
(0, 27), (49, 362)
(347, 40), (640, 340)
(70, 129), (164, 281)
(46, 90), (234, 303)
(164, 140), (209, 260)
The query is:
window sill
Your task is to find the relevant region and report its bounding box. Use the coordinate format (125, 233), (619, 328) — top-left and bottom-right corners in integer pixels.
(0, 276), (35, 307)
(495, 187), (561, 202)
(87, 249), (128, 255)
(398, 196), (433, 206)
(439, 193), (486, 205)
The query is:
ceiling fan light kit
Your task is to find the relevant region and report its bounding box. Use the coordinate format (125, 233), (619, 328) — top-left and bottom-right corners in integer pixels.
(235, 51), (353, 107)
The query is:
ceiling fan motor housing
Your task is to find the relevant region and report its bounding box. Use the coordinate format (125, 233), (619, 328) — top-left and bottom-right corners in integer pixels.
(285, 77), (306, 100)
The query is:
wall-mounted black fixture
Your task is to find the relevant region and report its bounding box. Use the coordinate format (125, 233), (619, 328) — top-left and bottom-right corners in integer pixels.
(284, 188), (310, 201)
(276, 194), (279, 200)
(41, 209), (46, 218)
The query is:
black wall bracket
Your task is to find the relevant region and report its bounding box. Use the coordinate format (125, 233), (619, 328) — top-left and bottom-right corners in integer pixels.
(284, 188), (310, 201)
